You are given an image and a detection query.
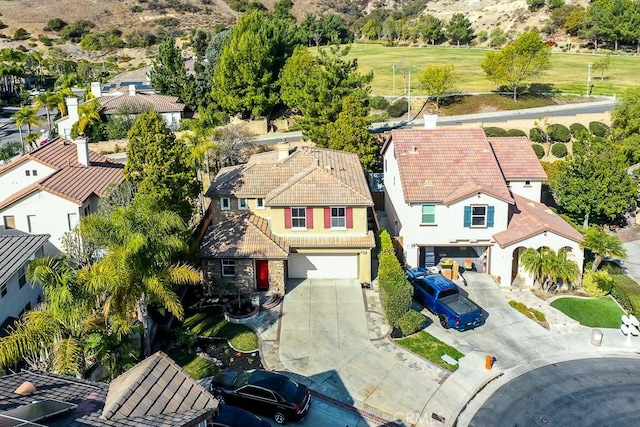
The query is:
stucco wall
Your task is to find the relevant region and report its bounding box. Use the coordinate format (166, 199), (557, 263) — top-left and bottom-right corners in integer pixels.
(508, 180), (543, 202)
(0, 160), (56, 202)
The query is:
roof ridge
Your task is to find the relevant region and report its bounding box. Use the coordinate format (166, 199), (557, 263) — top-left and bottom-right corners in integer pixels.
(313, 163), (372, 204)
(265, 164), (317, 202)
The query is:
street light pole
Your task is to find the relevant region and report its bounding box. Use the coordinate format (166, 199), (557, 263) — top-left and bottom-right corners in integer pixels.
(392, 64), (396, 97)
(408, 67), (412, 122)
(587, 63), (593, 96)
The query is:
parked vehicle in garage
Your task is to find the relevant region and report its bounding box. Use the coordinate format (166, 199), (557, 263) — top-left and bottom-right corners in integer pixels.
(207, 369), (311, 424)
(406, 267), (485, 330)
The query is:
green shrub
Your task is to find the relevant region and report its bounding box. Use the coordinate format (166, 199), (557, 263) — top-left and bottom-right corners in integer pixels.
(13, 28), (30, 40)
(45, 18), (68, 32)
(531, 143), (545, 159)
(600, 261), (623, 275)
(387, 98), (408, 118)
(529, 127), (547, 143)
(483, 127), (508, 137)
(612, 275), (640, 317)
(589, 121), (609, 137)
(507, 129), (527, 137)
(551, 143), (568, 158)
(509, 300), (547, 323)
(397, 310), (427, 336)
(583, 271), (613, 298)
(569, 123), (588, 138)
(370, 95), (389, 110)
(546, 123), (571, 142)
(378, 229), (412, 327)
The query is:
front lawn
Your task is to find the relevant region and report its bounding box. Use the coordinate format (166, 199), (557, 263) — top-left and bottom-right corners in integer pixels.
(397, 331), (464, 372)
(183, 307), (259, 351)
(550, 297), (624, 328)
(165, 348), (219, 380)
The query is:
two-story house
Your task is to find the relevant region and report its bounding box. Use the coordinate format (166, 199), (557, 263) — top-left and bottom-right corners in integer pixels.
(201, 143), (375, 295)
(382, 125), (583, 287)
(0, 227), (49, 335)
(0, 137), (124, 252)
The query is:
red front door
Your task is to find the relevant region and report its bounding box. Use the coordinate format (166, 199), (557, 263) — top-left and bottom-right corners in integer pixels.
(256, 260), (269, 290)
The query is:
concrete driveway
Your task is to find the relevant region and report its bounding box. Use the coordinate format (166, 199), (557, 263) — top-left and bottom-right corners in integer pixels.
(279, 279), (444, 422)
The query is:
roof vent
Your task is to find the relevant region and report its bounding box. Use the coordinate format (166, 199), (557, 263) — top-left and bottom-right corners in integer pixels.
(424, 179), (434, 186)
(410, 145), (418, 153)
(14, 382), (37, 396)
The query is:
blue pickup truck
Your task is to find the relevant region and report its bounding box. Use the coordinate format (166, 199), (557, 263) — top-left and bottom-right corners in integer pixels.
(406, 267), (485, 331)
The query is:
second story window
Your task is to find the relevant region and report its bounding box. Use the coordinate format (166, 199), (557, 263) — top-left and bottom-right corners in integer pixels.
(256, 198), (265, 209)
(291, 207), (306, 229)
(464, 205), (495, 228)
(25, 170), (30, 176)
(3, 215), (15, 229)
(421, 204), (436, 224)
(331, 207), (346, 228)
(221, 197), (230, 211)
(238, 198), (248, 210)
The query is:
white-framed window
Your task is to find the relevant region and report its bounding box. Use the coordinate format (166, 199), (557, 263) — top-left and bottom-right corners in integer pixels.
(238, 198), (248, 210)
(3, 215), (15, 229)
(421, 204), (436, 224)
(25, 170), (31, 176)
(220, 197), (230, 211)
(221, 259), (235, 277)
(331, 207), (346, 228)
(524, 180), (531, 186)
(291, 207), (306, 229)
(256, 198), (265, 209)
(471, 206), (487, 227)
(27, 215), (36, 233)
(67, 213), (78, 231)
(32, 170), (37, 176)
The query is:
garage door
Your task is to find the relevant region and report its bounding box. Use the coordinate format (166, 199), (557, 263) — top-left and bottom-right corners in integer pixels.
(288, 253), (358, 279)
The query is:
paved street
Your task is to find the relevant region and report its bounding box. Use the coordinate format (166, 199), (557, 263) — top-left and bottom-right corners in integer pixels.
(468, 357), (640, 427)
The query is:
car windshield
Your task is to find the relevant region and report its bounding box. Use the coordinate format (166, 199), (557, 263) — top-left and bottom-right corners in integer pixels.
(233, 371), (253, 389)
(439, 288), (459, 299)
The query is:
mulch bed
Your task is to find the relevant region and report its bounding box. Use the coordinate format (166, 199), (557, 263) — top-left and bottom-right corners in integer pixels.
(199, 339), (263, 371)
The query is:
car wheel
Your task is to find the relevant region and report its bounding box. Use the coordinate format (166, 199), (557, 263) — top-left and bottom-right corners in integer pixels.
(274, 412), (286, 424)
(439, 315), (450, 329)
(216, 395), (225, 405)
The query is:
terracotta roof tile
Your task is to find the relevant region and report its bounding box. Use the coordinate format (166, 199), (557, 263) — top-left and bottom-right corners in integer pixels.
(493, 194), (584, 247)
(206, 146), (373, 206)
(201, 214), (289, 259)
(97, 93), (185, 114)
(488, 137), (548, 180)
(284, 231), (375, 248)
(387, 129), (513, 204)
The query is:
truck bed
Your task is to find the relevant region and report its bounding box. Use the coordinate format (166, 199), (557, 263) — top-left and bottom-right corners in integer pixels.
(440, 294), (480, 316)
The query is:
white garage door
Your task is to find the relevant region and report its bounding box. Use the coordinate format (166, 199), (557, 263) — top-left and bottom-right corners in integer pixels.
(289, 253), (358, 279)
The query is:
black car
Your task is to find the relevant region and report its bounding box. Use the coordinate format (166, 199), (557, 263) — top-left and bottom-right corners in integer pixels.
(210, 404), (270, 427)
(208, 370), (311, 424)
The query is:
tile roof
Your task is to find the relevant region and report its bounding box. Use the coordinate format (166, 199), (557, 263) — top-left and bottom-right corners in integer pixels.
(0, 229), (49, 286)
(201, 213), (289, 259)
(0, 353), (218, 427)
(206, 146), (373, 207)
(102, 351), (217, 421)
(488, 137), (548, 180)
(385, 129), (513, 205)
(97, 93), (185, 114)
(284, 231), (376, 248)
(493, 195), (584, 247)
(0, 140), (124, 211)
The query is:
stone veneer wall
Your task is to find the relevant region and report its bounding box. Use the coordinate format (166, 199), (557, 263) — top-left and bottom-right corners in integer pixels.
(203, 258), (287, 296)
(268, 260), (286, 295)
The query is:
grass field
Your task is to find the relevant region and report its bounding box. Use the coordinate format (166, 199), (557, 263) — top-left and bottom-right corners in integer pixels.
(184, 308), (259, 352)
(342, 44), (640, 97)
(550, 296), (624, 328)
(397, 331), (464, 372)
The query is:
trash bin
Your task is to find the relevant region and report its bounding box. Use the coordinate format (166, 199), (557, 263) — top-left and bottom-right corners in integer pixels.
(591, 329), (603, 346)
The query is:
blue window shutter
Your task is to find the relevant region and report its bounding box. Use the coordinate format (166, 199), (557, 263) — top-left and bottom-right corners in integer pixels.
(487, 206), (495, 227)
(463, 206), (471, 227)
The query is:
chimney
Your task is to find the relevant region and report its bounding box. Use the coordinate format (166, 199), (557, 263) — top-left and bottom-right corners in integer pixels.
(90, 81), (102, 98)
(128, 84), (136, 97)
(276, 140), (290, 161)
(66, 97), (79, 123)
(423, 114), (438, 130)
(75, 136), (90, 167)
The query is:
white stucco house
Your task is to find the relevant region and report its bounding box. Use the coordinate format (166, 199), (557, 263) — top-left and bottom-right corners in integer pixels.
(0, 227), (49, 335)
(382, 124), (584, 287)
(0, 138), (124, 252)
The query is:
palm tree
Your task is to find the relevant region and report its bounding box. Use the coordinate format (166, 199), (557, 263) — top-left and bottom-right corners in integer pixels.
(520, 247), (580, 290)
(33, 91), (61, 132)
(520, 247), (546, 287)
(581, 226), (627, 272)
(79, 195), (201, 357)
(11, 105), (41, 153)
(0, 258), (93, 375)
(76, 99), (102, 136)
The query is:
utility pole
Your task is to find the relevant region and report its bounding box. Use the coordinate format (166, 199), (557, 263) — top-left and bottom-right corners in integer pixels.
(392, 64), (396, 97)
(408, 67), (412, 122)
(587, 63), (593, 96)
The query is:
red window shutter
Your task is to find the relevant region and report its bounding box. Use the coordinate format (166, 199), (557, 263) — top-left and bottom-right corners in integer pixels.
(306, 207), (313, 229)
(285, 208), (292, 229)
(346, 207), (353, 228)
(324, 208), (331, 228)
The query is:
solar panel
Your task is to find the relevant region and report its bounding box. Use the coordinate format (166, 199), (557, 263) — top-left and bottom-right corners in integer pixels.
(0, 415), (45, 427)
(0, 399), (76, 423)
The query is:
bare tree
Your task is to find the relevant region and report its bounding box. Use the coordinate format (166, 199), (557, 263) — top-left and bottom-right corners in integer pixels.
(209, 124), (256, 176)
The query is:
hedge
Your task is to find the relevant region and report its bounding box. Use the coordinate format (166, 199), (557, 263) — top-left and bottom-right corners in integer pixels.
(378, 230), (413, 327)
(589, 121), (610, 137)
(583, 271), (613, 298)
(612, 275), (640, 318)
(531, 143), (545, 159)
(370, 95), (389, 110)
(569, 123), (588, 138)
(483, 127), (508, 137)
(507, 129), (527, 137)
(397, 310), (427, 336)
(546, 123), (571, 143)
(529, 127), (547, 143)
(387, 98), (409, 118)
(551, 143), (568, 158)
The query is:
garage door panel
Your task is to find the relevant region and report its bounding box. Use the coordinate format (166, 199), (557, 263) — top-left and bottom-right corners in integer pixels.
(289, 254), (358, 279)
